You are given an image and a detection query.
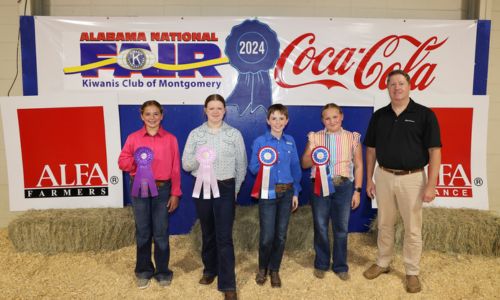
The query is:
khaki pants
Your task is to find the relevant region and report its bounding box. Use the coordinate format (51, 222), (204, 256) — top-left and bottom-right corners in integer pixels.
(374, 167), (426, 275)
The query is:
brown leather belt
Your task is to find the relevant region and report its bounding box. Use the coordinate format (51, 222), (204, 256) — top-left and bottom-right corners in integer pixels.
(332, 176), (349, 186)
(275, 183), (293, 193)
(131, 176), (170, 187)
(311, 176), (350, 186)
(380, 166), (424, 176)
(155, 180), (169, 187)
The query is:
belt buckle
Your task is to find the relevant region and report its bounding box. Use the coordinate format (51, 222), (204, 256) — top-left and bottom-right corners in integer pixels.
(156, 181), (165, 187)
(275, 184), (290, 193)
(332, 176), (343, 186)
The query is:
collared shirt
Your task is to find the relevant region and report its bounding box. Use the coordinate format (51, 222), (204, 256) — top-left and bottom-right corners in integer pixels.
(363, 98), (442, 170)
(182, 122), (247, 193)
(249, 131), (302, 196)
(118, 126), (182, 196)
(310, 128), (361, 180)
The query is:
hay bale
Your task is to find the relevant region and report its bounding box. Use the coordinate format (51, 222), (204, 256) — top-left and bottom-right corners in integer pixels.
(190, 205), (260, 252)
(191, 205), (316, 253)
(285, 206), (315, 253)
(369, 207), (500, 256)
(8, 207), (135, 255)
(233, 205), (260, 251)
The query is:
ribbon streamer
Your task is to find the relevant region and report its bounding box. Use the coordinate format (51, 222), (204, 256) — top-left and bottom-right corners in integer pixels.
(131, 147), (158, 198)
(192, 146), (220, 199)
(311, 146), (334, 197)
(251, 146), (278, 199)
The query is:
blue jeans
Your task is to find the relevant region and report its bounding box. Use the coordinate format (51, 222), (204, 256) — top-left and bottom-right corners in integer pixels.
(258, 190), (293, 272)
(194, 178), (236, 292)
(311, 179), (353, 273)
(131, 181), (173, 281)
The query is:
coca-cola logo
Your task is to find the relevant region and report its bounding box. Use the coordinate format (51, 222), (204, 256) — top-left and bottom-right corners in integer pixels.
(274, 33), (447, 91)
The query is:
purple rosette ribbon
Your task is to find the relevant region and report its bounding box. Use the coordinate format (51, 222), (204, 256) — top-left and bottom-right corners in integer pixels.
(193, 146), (220, 199)
(132, 147), (158, 198)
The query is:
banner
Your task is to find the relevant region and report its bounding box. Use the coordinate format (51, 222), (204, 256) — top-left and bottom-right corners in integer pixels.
(0, 93), (123, 211)
(23, 17), (478, 106)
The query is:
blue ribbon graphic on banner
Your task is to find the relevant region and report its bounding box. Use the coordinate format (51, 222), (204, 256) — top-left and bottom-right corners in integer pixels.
(225, 19), (280, 115)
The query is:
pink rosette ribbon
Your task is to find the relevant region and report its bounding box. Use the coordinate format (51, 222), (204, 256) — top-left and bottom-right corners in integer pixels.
(193, 146), (220, 199)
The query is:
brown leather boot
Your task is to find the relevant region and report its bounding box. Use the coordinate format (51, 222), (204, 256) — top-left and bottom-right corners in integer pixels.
(406, 275), (422, 293)
(313, 269), (326, 279)
(198, 274), (216, 285)
(224, 291), (237, 300)
(255, 269), (267, 285)
(270, 271), (281, 288)
(363, 264), (390, 280)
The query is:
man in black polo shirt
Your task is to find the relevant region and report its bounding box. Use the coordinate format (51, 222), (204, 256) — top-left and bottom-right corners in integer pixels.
(362, 69), (441, 293)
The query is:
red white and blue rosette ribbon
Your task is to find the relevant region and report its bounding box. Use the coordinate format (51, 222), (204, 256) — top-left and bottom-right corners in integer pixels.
(193, 146), (220, 199)
(132, 147), (158, 198)
(251, 146), (278, 199)
(311, 146), (334, 197)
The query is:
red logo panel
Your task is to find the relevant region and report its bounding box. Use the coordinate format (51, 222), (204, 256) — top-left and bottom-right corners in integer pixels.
(433, 108), (473, 198)
(17, 106), (108, 198)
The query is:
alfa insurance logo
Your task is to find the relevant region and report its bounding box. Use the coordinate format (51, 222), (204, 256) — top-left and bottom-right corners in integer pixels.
(434, 108), (474, 198)
(17, 107), (109, 198)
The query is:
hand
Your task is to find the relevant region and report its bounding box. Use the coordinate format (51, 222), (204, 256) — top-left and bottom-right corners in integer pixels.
(366, 180), (376, 199)
(351, 192), (360, 209)
(167, 195), (179, 212)
(307, 132), (317, 149)
(422, 185), (436, 202)
(291, 195), (299, 212)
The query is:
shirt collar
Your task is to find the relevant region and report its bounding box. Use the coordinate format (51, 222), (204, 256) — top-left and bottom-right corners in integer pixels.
(324, 127), (344, 135)
(384, 98), (417, 115)
(201, 121), (229, 133)
(140, 126), (166, 137)
(406, 98), (417, 112)
(264, 130), (288, 142)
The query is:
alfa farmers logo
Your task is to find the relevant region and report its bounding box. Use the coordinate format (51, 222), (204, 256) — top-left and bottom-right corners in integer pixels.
(63, 31), (227, 89)
(17, 107), (109, 198)
(433, 108), (474, 198)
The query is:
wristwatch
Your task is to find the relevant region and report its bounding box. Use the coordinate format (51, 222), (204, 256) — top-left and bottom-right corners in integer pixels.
(354, 187), (362, 193)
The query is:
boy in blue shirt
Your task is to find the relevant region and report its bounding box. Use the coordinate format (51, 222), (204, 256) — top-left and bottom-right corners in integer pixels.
(249, 104), (302, 288)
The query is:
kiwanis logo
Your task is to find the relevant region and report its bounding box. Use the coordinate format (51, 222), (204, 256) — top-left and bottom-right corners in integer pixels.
(17, 107), (110, 199)
(118, 48), (156, 70)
